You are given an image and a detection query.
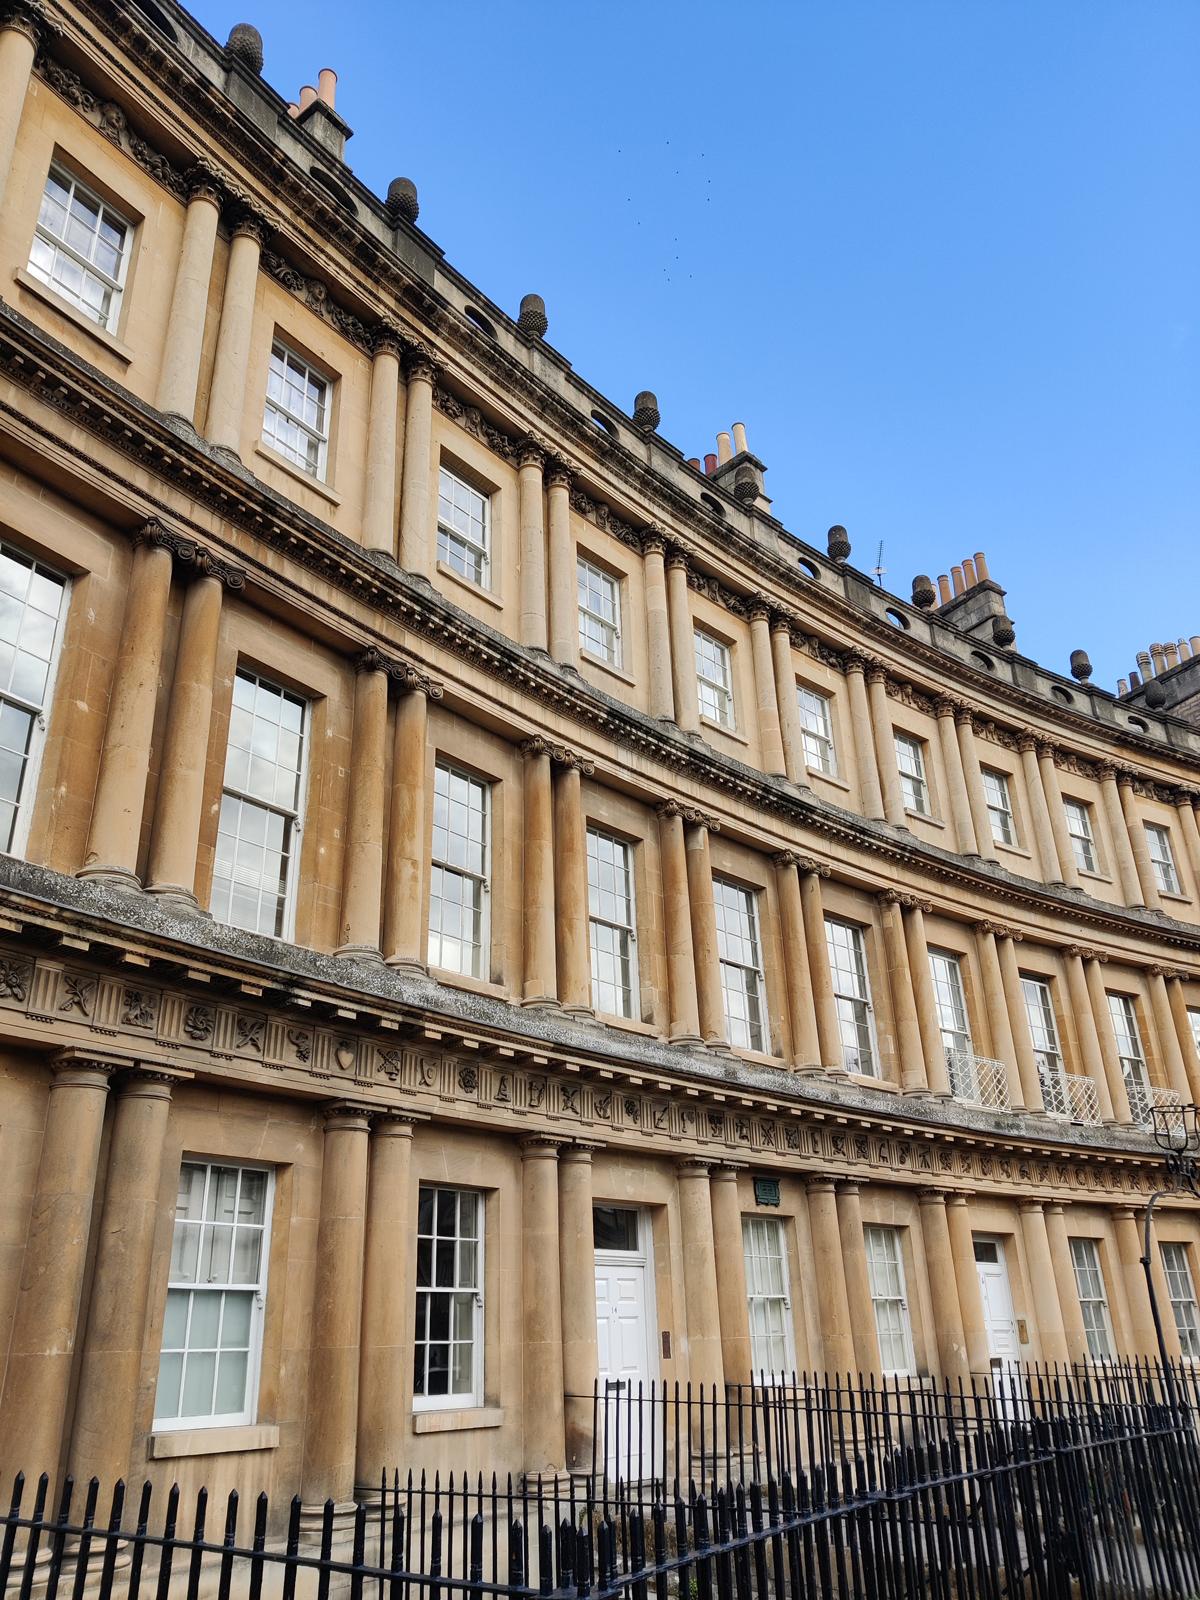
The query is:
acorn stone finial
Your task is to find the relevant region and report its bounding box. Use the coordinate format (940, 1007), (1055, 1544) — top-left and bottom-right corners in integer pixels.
(518, 294), (548, 338)
(226, 23), (264, 72)
(827, 525), (851, 563)
(387, 177), (419, 224)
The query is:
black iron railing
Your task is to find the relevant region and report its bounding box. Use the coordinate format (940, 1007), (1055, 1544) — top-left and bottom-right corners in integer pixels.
(4, 1360), (1200, 1599)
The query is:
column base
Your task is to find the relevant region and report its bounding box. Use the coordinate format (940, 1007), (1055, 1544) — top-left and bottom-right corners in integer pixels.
(385, 954), (431, 977)
(144, 882), (207, 915)
(669, 1031), (705, 1049)
(704, 1038), (733, 1056)
(561, 1003), (596, 1021)
(76, 864), (142, 893)
(297, 1499), (361, 1555)
(520, 995), (562, 1011)
(335, 943), (385, 964)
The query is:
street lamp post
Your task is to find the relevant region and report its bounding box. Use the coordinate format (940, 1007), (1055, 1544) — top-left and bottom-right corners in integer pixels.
(1145, 1103), (1200, 1401)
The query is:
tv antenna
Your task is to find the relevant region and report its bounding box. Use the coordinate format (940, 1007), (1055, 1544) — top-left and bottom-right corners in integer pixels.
(873, 541), (886, 588)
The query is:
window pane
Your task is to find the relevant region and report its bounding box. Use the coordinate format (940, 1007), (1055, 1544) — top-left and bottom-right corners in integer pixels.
(29, 165), (129, 330)
(414, 1185), (483, 1406)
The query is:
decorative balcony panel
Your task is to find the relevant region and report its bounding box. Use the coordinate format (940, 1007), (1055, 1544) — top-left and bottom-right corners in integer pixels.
(947, 1051), (1011, 1113)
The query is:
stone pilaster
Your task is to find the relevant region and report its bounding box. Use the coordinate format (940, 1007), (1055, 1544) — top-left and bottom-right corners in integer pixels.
(1163, 968), (1200, 1103)
(935, 699), (977, 855)
(666, 549), (700, 734)
(336, 657), (390, 960)
(945, 1194), (990, 1373)
(0, 3), (44, 213)
(835, 1182), (878, 1379)
(384, 675), (439, 972)
(844, 655), (883, 820)
(773, 854), (821, 1070)
(546, 458), (576, 667)
(1174, 789), (1200, 894)
(398, 346), (435, 578)
(1082, 952), (1134, 1125)
(1037, 742), (1080, 889)
(747, 600), (785, 778)
(878, 891), (927, 1094)
(1147, 967), (1193, 1101)
(1018, 1201), (1069, 1365)
(798, 860), (843, 1074)
(521, 1138), (566, 1475)
(995, 928), (1045, 1113)
(559, 1146), (599, 1470)
(770, 615), (806, 784)
(517, 437), (548, 651)
(676, 1162), (724, 1393)
(805, 1178), (855, 1373)
(955, 708), (996, 862)
(1098, 765), (1144, 908)
(1064, 950), (1116, 1123)
(866, 663), (906, 827)
(1016, 736), (1062, 884)
(521, 740), (558, 1008)
(554, 756), (593, 1015)
(642, 532), (675, 721)
(973, 924), (1024, 1111)
(903, 899), (950, 1096)
(1118, 771), (1162, 910)
(1043, 1202), (1090, 1365)
(684, 814), (726, 1049)
(709, 1167), (752, 1385)
(356, 1115), (416, 1494)
(362, 324), (404, 555)
(204, 207), (269, 455)
(156, 165), (224, 421)
(918, 1189), (969, 1382)
(657, 802), (702, 1045)
(1112, 1206), (1180, 1362)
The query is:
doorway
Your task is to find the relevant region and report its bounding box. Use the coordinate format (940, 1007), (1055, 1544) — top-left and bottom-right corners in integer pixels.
(594, 1204), (658, 1480)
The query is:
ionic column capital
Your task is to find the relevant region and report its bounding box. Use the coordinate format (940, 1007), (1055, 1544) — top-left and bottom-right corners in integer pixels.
(1067, 943), (1105, 963)
(1147, 964), (1184, 982)
(134, 519), (246, 590)
(356, 645), (443, 699)
(520, 734), (594, 774)
(793, 855), (830, 878)
(655, 798), (720, 831)
(974, 919), (1021, 942)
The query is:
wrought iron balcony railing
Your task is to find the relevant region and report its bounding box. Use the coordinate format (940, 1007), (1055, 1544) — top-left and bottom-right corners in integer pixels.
(946, 1050), (1011, 1112)
(1126, 1078), (1182, 1131)
(1040, 1068), (1102, 1125)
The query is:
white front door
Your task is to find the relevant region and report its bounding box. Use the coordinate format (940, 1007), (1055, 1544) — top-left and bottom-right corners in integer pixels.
(974, 1235), (1023, 1408)
(594, 1206), (657, 1481)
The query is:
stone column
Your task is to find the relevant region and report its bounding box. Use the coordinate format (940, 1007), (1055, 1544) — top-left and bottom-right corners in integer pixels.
(547, 459), (577, 668)
(685, 815), (727, 1048)
(835, 1182), (878, 1378)
(974, 925), (1024, 1110)
(748, 601), (786, 778)
(799, 861), (843, 1074)
(996, 930), (1045, 1113)
(1164, 969), (1200, 1103)
(397, 347), (435, 578)
(1083, 952), (1134, 1125)
(1098, 765), (1144, 907)
(1119, 771), (1162, 910)
(657, 803), (702, 1045)
(805, 1179), (855, 1373)
(904, 900), (950, 1096)
(1174, 789), (1200, 893)
(935, 699), (977, 855)
(676, 1162), (724, 1393)
(336, 658), (389, 960)
(845, 656), (884, 820)
(1018, 1201), (1069, 1364)
(80, 529), (175, 890)
(67, 1068), (180, 1490)
(1064, 950), (1116, 1123)
(1147, 967), (1192, 1100)
(666, 549), (700, 734)
(302, 1105), (371, 1518)
(0, 2), (42, 215)
(709, 1167), (752, 1384)
(146, 567), (230, 910)
(517, 438), (548, 650)
(918, 1190), (969, 1382)
(771, 615), (806, 784)
(0, 1054), (114, 1493)
(554, 757), (593, 1015)
(1043, 1202), (1090, 1365)
(361, 326), (403, 555)
(521, 740), (558, 1007)
(878, 891), (927, 1094)
(946, 1194), (990, 1373)
(773, 854), (821, 1070)
(956, 708), (996, 862)
(384, 681), (436, 972)
(1038, 743), (1080, 889)
(155, 167), (223, 421)
(1113, 1207), (1180, 1362)
(204, 209), (268, 455)
(642, 532), (675, 721)
(356, 1115), (415, 1494)
(559, 1146), (599, 1470)
(1018, 737), (1062, 884)
(867, 663), (906, 826)
(521, 1139), (566, 1474)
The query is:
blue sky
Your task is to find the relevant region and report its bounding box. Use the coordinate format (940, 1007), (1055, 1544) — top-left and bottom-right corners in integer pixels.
(198, 0), (1198, 690)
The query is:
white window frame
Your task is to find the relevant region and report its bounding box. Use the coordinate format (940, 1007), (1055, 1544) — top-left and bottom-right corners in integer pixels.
(694, 628), (735, 729)
(742, 1215), (796, 1380)
(824, 918), (877, 1076)
(153, 1159), (274, 1432)
(1160, 1242), (1200, 1361)
(1144, 823), (1181, 895)
(928, 949), (972, 1061)
(713, 877), (766, 1052)
(1022, 975), (1064, 1083)
(262, 340), (330, 480)
(1189, 1007), (1200, 1062)
(894, 733), (929, 816)
(796, 686), (836, 776)
(577, 556), (622, 667)
(981, 767), (1016, 847)
(1069, 1237), (1115, 1360)
(437, 465), (491, 589)
(413, 1184), (484, 1412)
(29, 162), (132, 332)
(864, 1225), (915, 1376)
(1106, 992), (1151, 1118)
(211, 670), (309, 941)
(428, 760), (491, 979)
(1063, 799), (1098, 873)
(0, 543), (69, 860)
(586, 825), (638, 1019)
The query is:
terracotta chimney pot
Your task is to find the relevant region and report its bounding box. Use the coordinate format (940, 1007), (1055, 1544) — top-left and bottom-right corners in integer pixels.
(317, 67), (337, 107)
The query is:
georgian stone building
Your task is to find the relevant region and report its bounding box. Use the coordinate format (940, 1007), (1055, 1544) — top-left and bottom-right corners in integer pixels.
(0, 0), (1199, 1530)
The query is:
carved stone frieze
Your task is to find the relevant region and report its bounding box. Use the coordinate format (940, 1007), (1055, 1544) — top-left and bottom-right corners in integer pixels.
(36, 54), (186, 197)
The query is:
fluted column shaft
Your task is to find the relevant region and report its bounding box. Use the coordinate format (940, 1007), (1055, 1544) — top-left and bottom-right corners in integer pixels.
(835, 1183), (878, 1378)
(1043, 1203), (1090, 1364)
(517, 451), (548, 650)
(749, 609), (785, 777)
(337, 664), (389, 958)
(956, 711), (996, 862)
(643, 539), (675, 720)
(709, 1168), (752, 1384)
(1018, 1202), (1069, 1364)
(936, 702), (977, 854)
(547, 470), (576, 667)
(522, 1141), (566, 1474)
(919, 1191), (969, 1381)
(81, 536), (174, 889)
(1038, 745), (1080, 888)
(975, 927), (1024, 1111)
(0, 1059), (113, 1494)
(362, 337), (402, 555)
(658, 807), (701, 1044)
(685, 820), (726, 1047)
(676, 1163), (724, 1392)
(0, 13), (39, 216)
(1099, 768), (1144, 907)
(879, 894), (927, 1093)
(1084, 956), (1134, 1125)
(946, 1195), (991, 1373)
(554, 762), (592, 1014)
(205, 220), (264, 454)
(522, 747), (558, 1006)
(559, 1148), (599, 1469)
(156, 183), (221, 420)
(146, 572), (223, 907)
(868, 669), (906, 826)
(806, 1181), (855, 1373)
(303, 1107), (371, 1508)
(904, 903), (950, 1096)
(997, 932), (1045, 1113)
(666, 555), (699, 733)
(1064, 953), (1116, 1123)
(771, 621), (806, 783)
(356, 1116), (415, 1491)
(384, 687), (429, 971)
(1113, 1207), (1180, 1361)
(1148, 970), (1191, 1099)
(845, 660), (883, 819)
(1164, 971), (1200, 1103)
(775, 857), (821, 1069)
(1018, 738), (1062, 883)
(398, 357), (434, 578)
(1120, 776), (1162, 910)
(800, 867), (843, 1073)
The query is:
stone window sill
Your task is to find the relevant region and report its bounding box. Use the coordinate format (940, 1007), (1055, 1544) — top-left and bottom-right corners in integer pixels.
(994, 840), (1033, 863)
(14, 268), (133, 365)
(412, 1406), (503, 1435)
(149, 1423), (279, 1459)
(431, 967), (509, 1003)
(1078, 868), (1113, 887)
(700, 715), (747, 747)
(253, 441), (342, 506)
(600, 1012), (661, 1039)
(580, 649), (637, 689)
(436, 560), (505, 611)
(1160, 889), (1193, 908)
(849, 1071), (900, 1094)
(905, 808), (945, 829)
(808, 768), (851, 795)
